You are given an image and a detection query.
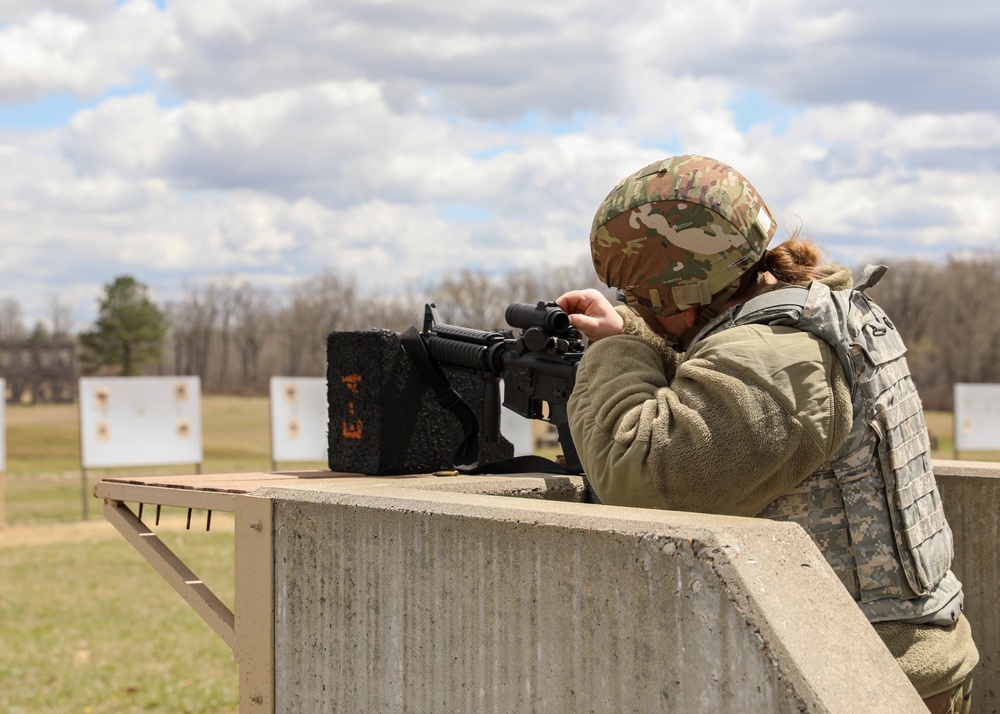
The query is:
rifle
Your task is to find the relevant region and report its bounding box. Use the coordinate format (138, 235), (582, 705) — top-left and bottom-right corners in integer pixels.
(402, 301), (584, 474)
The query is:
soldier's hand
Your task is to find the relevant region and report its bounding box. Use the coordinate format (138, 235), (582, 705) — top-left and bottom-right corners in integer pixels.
(556, 289), (624, 342)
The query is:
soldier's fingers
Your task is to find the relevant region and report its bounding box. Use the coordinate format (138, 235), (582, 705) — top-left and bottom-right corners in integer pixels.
(556, 290), (593, 314)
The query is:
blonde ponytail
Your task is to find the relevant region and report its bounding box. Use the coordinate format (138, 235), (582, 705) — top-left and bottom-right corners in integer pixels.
(762, 236), (828, 285)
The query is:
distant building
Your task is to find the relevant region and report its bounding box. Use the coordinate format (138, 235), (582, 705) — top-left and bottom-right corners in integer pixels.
(0, 339), (78, 403)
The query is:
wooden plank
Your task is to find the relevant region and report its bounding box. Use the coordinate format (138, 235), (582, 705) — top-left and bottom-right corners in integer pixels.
(98, 470), (438, 492)
(94, 471), (440, 511)
(94, 482), (238, 512)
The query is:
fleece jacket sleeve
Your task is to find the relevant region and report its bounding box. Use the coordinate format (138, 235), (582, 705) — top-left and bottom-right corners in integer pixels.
(568, 324), (852, 516)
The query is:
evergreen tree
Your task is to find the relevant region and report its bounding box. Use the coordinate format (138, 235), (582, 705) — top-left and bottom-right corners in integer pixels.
(79, 275), (168, 376)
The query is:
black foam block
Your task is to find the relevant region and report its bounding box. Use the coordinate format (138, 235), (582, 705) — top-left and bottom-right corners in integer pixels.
(327, 329), (514, 475)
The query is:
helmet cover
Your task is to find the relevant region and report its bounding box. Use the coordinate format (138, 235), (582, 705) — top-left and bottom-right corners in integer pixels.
(590, 155), (777, 317)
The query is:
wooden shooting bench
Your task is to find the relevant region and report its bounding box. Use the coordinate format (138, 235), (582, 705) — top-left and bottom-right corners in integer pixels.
(93, 470), (438, 712)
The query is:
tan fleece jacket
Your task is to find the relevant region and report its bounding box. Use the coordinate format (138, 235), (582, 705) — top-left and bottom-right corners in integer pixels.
(568, 267), (854, 515)
(567, 265), (978, 697)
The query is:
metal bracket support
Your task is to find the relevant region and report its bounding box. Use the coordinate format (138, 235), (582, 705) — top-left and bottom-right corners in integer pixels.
(235, 494), (275, 713)
(102, 499), (236, 651)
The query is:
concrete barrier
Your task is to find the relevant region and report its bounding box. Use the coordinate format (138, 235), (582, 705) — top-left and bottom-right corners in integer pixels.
(936, 460), (1000, 713)
(255, 475), (925, 713)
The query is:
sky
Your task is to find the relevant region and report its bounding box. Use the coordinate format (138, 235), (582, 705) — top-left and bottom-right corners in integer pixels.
(1, 0), (998, 331)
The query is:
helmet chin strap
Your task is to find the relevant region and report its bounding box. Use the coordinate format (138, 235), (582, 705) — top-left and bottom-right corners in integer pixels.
(673, 284), (739, 352)
(623, 285), (735, 352)
(622, 293), (666, 334)
(672, 257), (766, 352)
(622, 256), (765, 352)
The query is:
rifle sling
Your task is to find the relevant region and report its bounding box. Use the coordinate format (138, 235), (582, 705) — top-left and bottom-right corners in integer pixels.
(399, 327), (481, 471)
(467, 455), (602, 503)
(399, 328), (600, 502)
(465, 454), (569, 475)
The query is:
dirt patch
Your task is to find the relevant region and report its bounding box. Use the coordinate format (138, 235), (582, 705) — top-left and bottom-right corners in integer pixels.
(0, 512), (235, 548)
(0, 519), (120, 547)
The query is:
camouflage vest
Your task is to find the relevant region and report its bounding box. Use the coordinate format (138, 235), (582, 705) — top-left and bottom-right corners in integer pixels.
(689, 266), (963, 624)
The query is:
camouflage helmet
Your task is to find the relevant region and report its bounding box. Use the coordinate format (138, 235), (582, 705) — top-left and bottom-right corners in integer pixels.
(591, 155), (777, 317)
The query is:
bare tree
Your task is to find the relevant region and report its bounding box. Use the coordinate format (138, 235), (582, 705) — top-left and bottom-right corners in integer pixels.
(48, 294), (75, 338)
(936, 257), (1000, 390)
(278, 270), (357, 376)
(141, 253), (1000, 408)
(212, 279), (240, 391)
(0, 297), (26, 340)
(231, 282), (274, 391)
(503, 255), (609, 308)
(869, 253), (1000, 410)
(422, 269), (513, 328)
(168, 283), (221, 382)
(352, 289), (423, 333)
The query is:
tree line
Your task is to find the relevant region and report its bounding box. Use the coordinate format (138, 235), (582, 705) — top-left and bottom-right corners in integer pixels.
(157, 261), (606, 394)
(2, 253), (996, 410)
(17, 260), (601, 396)
(865, 254), (1000, 410)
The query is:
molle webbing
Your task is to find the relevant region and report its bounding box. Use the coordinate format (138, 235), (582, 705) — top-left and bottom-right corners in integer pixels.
(757, 470), (859, 597)
(695, 271), (961, 624)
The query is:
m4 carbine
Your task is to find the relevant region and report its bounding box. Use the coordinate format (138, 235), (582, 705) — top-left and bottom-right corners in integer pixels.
(406, 300), (584, 474)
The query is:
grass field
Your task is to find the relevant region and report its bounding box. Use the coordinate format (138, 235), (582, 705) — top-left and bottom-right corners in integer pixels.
(0, 396), (996, 713)
(3, 395), (326, 526)
(0, 395), (319, 714)
(0, 514), (239, 713)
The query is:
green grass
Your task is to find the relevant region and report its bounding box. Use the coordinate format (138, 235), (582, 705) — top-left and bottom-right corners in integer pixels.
(0, 395), (308, 713)
(5, 402), (82, 474)
(6, 395), (328, 477)
(3, 396), (327, 526)
(5, 471), (93, 524)
(0, 515), (238, 713)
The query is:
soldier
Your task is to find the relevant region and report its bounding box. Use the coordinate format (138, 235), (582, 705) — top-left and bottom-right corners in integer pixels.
(558, 155), (978, 713)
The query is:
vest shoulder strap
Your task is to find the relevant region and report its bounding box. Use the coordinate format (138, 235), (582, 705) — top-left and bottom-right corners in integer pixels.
(733, 284), (810, 323)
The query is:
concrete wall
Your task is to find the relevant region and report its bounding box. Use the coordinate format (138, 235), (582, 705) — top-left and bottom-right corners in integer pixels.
(936, 460), (1000, 714)
(258, 475), (925, 713)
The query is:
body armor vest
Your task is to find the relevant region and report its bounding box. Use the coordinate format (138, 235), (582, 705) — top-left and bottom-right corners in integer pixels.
(689, 266), (962, 624)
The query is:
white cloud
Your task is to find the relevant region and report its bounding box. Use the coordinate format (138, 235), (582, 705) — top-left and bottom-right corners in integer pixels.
(0, 0), (999, 329)
(0, 1), (174, 102)
(0, 0), (111, 23)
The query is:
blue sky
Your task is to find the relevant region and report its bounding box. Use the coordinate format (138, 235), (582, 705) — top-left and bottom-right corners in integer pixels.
(0, 62), (181, 130)
(0, 92), (96, 129)
(0, 0), (998, 330)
